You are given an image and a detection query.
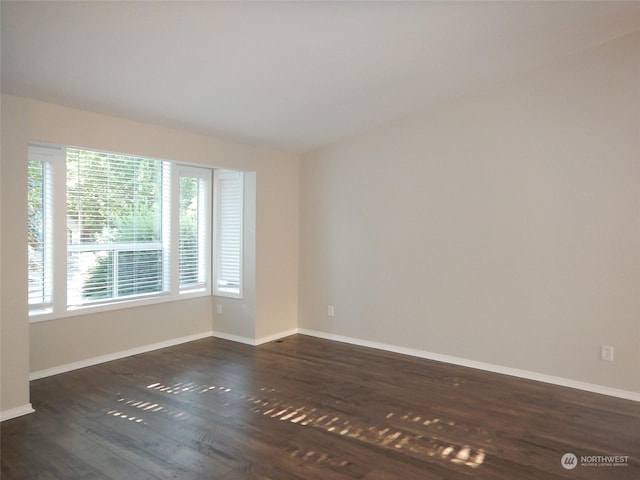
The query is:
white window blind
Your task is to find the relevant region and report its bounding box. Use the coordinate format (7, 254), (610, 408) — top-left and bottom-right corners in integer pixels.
(66, 149), (168, 307)
(28, 150), (56, 312)
(214, 170), (243, 298)
(28, 143), (224, 320)
(178, 168), (211, 292)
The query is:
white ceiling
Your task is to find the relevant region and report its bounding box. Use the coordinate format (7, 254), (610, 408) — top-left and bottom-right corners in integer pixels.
(2, 1), (640, 153)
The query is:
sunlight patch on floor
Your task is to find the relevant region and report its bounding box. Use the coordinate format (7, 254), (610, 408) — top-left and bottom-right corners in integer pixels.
(248, 392), (486, 469)
(104, 379), (485, 470)
(105, 409), (145, 423)
(146, 381), (231, 394)
(289, 448), (350, 468)
(105, 396), (190, 424)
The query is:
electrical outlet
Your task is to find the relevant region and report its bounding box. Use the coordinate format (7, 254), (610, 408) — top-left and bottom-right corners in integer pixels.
(217, 304), (223, 314)
(327, 305), (335, 317)
(600, 345), (614, 362)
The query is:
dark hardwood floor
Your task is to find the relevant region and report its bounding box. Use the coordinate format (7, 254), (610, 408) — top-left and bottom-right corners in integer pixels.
(2, 334), (639, 479)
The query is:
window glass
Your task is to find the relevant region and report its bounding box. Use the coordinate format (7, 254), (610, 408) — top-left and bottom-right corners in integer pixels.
(214, 170), (243, 298)
(27, 145), (220, 319)
(66, 148), (167, 306)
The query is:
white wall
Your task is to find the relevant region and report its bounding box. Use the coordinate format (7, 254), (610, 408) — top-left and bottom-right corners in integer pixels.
(1, 95), (299, 415)
(299, 32), (640, 394)
(2, 31), (638, 420)
(1, 97), (34, 417)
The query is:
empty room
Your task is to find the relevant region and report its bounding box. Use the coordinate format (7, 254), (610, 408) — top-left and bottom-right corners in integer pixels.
(1, 1), (639, 479)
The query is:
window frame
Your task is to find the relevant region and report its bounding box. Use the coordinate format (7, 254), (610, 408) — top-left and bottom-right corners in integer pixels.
(27, 146), (62, 314)
(176, 165), (213, 295)
(27, 144), (219, 322)
(213, 169), (244, 299)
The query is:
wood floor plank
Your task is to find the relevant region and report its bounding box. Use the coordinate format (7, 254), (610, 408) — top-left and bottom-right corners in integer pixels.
(2, 334), (639, 479)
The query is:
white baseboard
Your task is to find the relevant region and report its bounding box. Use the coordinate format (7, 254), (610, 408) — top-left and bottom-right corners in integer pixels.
(212, 328), (298, 346)
(1, 403), (35, 422)
(29, 331), (214, 380)
(26, 325), (640, 403)
(255, 329), (299, 345)
(29, 328), (297, 381)
(298, 328), (640, 403)
(211, 330), (256, 345)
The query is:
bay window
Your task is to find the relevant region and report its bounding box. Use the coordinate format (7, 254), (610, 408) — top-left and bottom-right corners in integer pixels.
(27, 144), (242, 320)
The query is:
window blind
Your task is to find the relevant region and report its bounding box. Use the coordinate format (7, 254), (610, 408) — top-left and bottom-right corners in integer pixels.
(214, 170), (243, 297)
(66, 149), (167, 306)
(28, 143), (219, 319)
(27, 157), (53, 310)
(179, 169), (211, 291)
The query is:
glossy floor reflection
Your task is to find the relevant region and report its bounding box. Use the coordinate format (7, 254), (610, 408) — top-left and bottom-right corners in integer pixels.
(2, 334), (639, 479)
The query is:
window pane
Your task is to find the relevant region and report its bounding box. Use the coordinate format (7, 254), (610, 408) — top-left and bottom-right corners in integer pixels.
(179, 176), (199, 288)
(116, 250), (164, 296)
(179, 171), (210, 292)
(66, 149), (166, 306)
(214, 170), (243, 298)
(28, 159), (51, 308)
(77, 250), (114, 301)
(28, 143), (215, 318)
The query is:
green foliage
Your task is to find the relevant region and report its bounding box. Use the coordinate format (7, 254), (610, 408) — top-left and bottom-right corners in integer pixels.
(67, 149), (162, 243)
(83, 250), (163, 300)
(80, 154), (201, 299)
(77, 150), (164, 300)
(179, 176), (199, 286)
(30, 148), (205, 304)
(81, 206), (165, 300)
(179, 213), (198, 285)
(28, 160), (45, 274)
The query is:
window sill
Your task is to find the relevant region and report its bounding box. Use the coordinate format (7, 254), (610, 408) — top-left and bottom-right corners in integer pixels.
(28, 289), (212, 323)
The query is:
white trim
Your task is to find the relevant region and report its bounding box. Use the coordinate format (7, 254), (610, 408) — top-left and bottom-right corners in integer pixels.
(28, 328), (297, 382)
(25, 325), (640, 402)
(211, 330), (256, 346)
(298, 329), (640, 403)
(1, 403), (35, 422)
(176, 165), (212, 295)
(28, 144), (214, 322)
(255, 329), (299, 346)
(213, 169), (244, 299)
(30, 290), (211, 323)
(67, 242), (163, 253)
(211, 329), (298, 346)
(29, 331), (214, 380)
